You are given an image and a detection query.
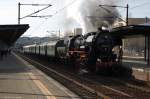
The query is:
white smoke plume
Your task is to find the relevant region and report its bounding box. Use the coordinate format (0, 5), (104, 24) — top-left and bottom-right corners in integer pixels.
(66, 0), (120, 33)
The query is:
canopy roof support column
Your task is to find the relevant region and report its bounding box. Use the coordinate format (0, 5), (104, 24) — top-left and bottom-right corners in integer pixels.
(146, 35), (150, 65)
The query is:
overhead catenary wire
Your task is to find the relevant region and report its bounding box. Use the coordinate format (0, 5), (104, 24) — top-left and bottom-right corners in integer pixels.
(19, 1), (54, 36)
(99, 6), (126, 22)
(28, 0), (79, 35)
(130, 1), (150, 10)
(28, 0), (79, 19)
(51, 0), (79, 16)
(26, 0), (77, 19)
(20, 4), (52, 19)
(29, 15), (52, 18)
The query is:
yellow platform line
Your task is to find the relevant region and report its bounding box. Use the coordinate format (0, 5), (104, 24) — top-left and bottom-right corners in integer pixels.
(28, 73), (56, 99)
(13, 53), (56, 99)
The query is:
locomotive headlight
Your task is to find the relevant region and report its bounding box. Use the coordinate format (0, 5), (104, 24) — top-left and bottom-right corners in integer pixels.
(112, 47), (115, 52)
(80, 46), (85, 49)
(70, 51), (73, 55)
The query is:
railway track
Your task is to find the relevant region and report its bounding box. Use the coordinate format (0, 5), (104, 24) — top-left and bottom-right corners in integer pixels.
(17, 53), (150, 99)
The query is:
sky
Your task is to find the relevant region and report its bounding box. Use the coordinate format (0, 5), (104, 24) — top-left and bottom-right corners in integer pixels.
(0, 0), (150, 37)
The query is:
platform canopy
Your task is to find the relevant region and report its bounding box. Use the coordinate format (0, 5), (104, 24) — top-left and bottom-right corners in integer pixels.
(111, 25), (150, 38)
(0, 24), (29, 45)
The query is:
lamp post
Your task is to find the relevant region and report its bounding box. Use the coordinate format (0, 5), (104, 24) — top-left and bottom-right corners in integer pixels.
(99, 4), (129, 26)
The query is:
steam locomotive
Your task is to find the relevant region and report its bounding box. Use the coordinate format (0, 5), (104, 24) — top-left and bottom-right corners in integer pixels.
(84, 30), (122, 72)
(22, 29), (123, 73)
(23, 34), (86, 65)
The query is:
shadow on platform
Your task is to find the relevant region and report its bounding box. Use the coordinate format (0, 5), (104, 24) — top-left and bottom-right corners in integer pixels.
(0, 54), (32, 73)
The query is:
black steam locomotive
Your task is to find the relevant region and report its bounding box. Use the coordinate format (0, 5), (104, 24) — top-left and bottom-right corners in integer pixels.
(22, 29), (123, 73)
(83, 30), (122, 72)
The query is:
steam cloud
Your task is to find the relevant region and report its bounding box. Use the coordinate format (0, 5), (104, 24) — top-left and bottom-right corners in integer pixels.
(66, 0), (120, 33)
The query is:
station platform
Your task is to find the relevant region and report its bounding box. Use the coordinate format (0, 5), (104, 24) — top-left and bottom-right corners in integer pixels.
(0, 53), (79, 99)
(123, 59), (150, 82)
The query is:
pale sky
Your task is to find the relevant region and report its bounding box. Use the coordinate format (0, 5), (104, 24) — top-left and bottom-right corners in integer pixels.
(0, 0), (150, 37)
